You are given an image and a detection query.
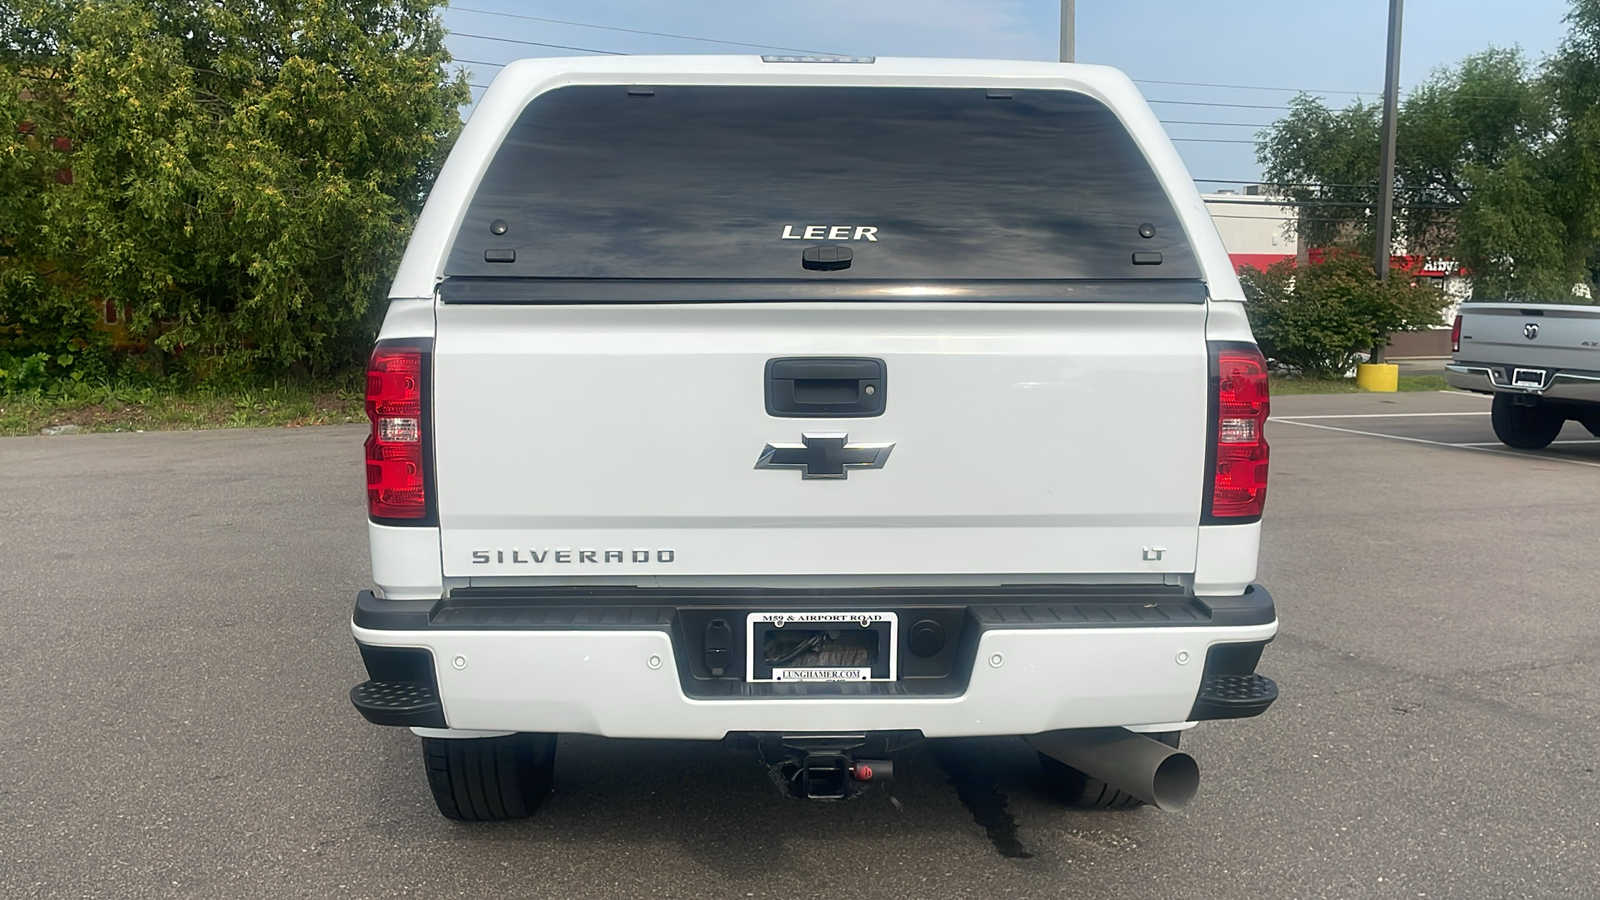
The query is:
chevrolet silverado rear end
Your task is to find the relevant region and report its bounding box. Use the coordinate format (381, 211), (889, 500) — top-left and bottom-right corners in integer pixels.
(349, 55), (1279, 819)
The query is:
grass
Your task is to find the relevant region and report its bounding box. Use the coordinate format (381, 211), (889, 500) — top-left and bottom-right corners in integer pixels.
(0, 378), (365, 436)
(1272, 374), (1449, 395)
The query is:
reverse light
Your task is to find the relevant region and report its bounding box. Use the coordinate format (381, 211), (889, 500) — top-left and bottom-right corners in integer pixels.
(365, 343), (430, 521)
(1205, 343), (1270, 522)
(378, 417), (420, 443)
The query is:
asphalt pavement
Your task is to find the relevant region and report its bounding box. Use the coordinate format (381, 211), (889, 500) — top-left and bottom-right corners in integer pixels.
(2, 389), (1597, 899)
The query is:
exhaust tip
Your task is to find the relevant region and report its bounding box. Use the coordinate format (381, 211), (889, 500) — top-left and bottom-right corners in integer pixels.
(1028, 727), (1202, 813)
(1150, 751), (1200, 811)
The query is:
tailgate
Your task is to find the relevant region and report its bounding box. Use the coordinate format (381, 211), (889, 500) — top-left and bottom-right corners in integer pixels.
(432, 301), (1208, 579)
(1459, 304), (1600, 371)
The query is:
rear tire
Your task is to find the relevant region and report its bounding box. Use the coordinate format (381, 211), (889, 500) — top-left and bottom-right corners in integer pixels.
(1039, 731), (1179, 810)
(422, 732), (557, 821)
(1490, 394), (1564, 450)
(1582, 415), (1600, 439)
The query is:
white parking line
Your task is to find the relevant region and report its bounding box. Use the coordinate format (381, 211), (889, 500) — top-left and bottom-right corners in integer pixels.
(1273, 419), (1600, 469)
(1275, 412), (1489, 420)
(1454, 439), (1600, 447)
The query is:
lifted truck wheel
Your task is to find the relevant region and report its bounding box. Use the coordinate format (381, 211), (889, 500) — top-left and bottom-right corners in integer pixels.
(422, 733), (557, 821)
(1039, 731), (1179, 810)
(1490, 394), (1564, 450)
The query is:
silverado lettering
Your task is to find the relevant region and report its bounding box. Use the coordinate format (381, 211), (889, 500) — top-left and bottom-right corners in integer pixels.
(470, 549), (675, 564)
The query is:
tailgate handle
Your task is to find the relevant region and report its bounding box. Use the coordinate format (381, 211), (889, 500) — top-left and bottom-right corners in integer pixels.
(801, 245), (853, 271)
(765, 358), (886, 418)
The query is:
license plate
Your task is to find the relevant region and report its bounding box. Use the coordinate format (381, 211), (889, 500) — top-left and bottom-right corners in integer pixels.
(746, 612), (898, 683)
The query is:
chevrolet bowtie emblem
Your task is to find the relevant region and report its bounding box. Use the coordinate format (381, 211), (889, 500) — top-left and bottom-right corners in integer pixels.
(755, 433), (895, 479)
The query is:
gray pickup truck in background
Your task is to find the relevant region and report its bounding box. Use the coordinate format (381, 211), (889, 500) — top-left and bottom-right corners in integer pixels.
(1447, 302), (1600, 448)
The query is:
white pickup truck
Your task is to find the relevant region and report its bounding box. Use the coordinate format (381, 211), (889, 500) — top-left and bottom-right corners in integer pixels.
(349, 55), (1279, 820)
(1446, 302), (1600, 448)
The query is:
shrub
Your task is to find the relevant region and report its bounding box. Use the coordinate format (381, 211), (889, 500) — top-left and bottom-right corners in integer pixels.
(0, 266), (113, 390)
(0, 0), (470, 383)
(1241, 251), (1453, 377)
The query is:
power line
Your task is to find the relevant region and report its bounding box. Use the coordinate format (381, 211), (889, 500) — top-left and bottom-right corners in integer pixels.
(1136, 77), (1528, 104)
(1148, 98), (1293, 111)
(1206, 198), (1460, 209)
(1171, 137), (1262, 144)
(1196, 177), (1309, 183)
(1196, 178), (1387, 187)
(444, 6), (1523, 106)
(1160, 119), (1273, 128)
(448, 5), (838, 55)
(1208, 212), (1448, 222)
(1195, 179), (1474, 199)
(450, 31), (623, 55)
(1135, 77), (1373, 96)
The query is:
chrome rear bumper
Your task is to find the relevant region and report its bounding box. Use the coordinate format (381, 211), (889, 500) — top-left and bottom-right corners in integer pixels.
(1446, 363), (1600, 404)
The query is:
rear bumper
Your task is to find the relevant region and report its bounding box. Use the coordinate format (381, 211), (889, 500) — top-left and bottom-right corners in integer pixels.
(350, 584), (1278, 739)
(1446, 362), (1600, 404)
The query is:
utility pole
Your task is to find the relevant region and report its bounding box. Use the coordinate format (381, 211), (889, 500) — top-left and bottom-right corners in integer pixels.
(1060, 0), (1075, 63)
(1374, 0), (1403, 289)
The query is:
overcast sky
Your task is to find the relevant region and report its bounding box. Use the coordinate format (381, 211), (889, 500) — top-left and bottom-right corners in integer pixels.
(444, 0), (1576, 188)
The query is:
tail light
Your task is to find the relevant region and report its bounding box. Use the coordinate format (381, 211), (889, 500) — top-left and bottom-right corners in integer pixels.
(1203, 342), (1270, 522)
(365, 342), (433, 523)
(1450, 314), (1462, 353)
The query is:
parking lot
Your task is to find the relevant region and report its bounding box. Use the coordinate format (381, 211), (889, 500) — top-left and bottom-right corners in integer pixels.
(2, 389), (1597, 900)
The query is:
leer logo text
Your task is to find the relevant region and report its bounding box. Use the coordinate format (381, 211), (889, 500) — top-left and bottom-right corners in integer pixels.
(780, 225), (879, 241)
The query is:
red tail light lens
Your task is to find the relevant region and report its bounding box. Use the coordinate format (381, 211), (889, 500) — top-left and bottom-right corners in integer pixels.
(1206, 343), (1270, 521)
(365, 344), (429, 520)
(1450, 314), (1462, 353)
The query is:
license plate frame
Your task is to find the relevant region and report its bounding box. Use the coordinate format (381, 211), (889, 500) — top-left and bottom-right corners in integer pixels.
(745, 611), (899, 683)
(1512, 367), (1548, 388)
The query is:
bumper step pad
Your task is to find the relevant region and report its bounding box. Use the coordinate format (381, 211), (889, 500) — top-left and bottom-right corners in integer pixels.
(1189, 673), (1278, 721)
(350, 680), (446, 728)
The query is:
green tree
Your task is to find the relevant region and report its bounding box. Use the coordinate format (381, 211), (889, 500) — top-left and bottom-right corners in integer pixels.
(1257, 47), (1543, 262)
(1541, 0), (1600, 295)
(1241, 252), (1453, 377)
(0, 0), (468, 383)
(1452, 1), (1600, 300)
(0, 3), (103, 388)
(1254, 94), (1382, 253)
(1258, 3), (1600, 304)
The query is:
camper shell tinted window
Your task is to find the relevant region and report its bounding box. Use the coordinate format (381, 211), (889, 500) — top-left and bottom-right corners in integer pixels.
(444, 85), (1200, 282)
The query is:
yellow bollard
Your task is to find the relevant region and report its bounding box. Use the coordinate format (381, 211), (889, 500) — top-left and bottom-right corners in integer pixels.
(1355, 363), (1399, 392)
